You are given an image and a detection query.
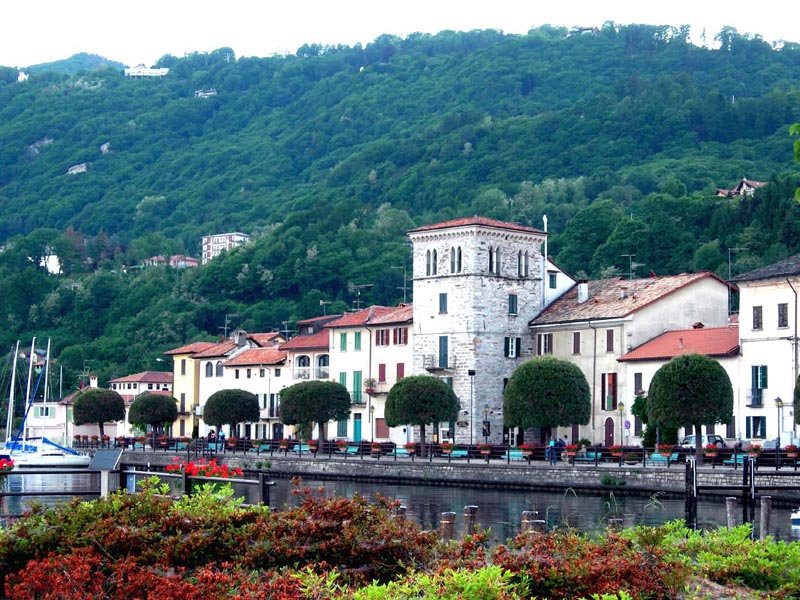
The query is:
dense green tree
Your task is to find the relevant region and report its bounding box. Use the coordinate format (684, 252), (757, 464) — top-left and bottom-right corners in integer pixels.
(630, 393), (678, 448)
(72, 387), (125, 437)
(203, 389), (259, 437)
(503, 357), (591, 431)
(647, 354), (733, 464)
(385, 376), (459, 454)
(128, 392), (178, 437)
(279, 380), (351, 441)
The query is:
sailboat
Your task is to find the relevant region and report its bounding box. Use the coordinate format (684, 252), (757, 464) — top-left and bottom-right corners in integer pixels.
(4, 339), (90, 468)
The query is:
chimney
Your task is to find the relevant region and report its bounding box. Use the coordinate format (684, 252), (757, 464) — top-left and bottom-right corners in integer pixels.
(89, 375), (98, 388)
(577, 281), (589, 303)
(236, 330), (248, 347)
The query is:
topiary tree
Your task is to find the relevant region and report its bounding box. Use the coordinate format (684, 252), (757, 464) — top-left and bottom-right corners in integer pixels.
(203, 389), (259, 437)
(128, 392), (178, 441)
(279, 380), (351, 441)
(647, 353), (733, 464)
(503, 356), (591, 436)
(73, 387), (125, 437)
(630, 393), (677, 448)
(385, 375), (459, 456)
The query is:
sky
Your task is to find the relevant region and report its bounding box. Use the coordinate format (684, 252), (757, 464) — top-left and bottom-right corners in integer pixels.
(2, 0), (797, 68)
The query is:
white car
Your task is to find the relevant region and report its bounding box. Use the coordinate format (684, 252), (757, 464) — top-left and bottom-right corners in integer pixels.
(679, 434), (726, 448)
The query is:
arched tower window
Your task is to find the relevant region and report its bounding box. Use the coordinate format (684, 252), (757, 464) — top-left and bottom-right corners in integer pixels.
(450, 247), (456, 273)
(456, 246), (462, 273)
(431, 249), (438, 275)
(426, 250), (432, 276)
(205, 362), (213, 377)
(215, 361), (223, 377)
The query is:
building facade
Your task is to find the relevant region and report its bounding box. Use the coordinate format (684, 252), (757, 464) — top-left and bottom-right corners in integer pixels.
(200, 232), (251, 264)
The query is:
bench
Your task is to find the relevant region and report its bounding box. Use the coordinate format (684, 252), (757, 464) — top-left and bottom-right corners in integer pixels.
(249, 443), (273, 453)
(337, 445), (361, 455)
(444, 449), (469, 459)
(723, 454), (747, 467)
(394, 447), (411, 457)
(573, 451), (602, 463)
(502, 449), (526, 461)
(290, 444), (311, 454)
(649, 452), (680, 465)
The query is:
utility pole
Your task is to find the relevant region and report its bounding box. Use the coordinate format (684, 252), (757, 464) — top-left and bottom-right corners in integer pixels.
(218, 313), (238, 338)
(280, 321), (295, 340)
(620, 254), (645, 280)
(728, 247), (746, 315)
(391, 265), (410, 303)
(351, 284), (374, 311)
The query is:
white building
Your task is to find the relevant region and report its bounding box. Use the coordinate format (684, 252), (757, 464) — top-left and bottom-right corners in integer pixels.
(201, 232), (251, 264)
(618, 324), (740, 445)
(407, 216), (548, 445)
(529, 272), (731, 446)
(124, 65), (169, 78)
(109, 370), (173, 437)
(733, 254), (800, 446)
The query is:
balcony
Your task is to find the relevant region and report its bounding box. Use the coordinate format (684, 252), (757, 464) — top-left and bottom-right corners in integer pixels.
(315, 367), (330, 379)
(423, 354), (452, 372)
(294, 367), (311, 380)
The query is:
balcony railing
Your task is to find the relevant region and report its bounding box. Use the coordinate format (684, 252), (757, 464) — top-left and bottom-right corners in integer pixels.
(423, 354), (453, 371)
(294, 367), (311, 380)
(315, 367), (330, 379)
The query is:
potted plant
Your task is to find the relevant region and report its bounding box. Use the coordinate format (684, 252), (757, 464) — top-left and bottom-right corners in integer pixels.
(403, 441), (416, 455)
(0, 458), (14, 474)
(609, 445), (623, 457)
(785, 444), (799, 459)
(623, 452), (639, 465)
(440, 441), (453, 454)
(279, 438), (290, 451)
(371, 441), (383, 454)
(703, 443), (719, 458)
(565, 444), (579, 457)
(519, 442), (536, 457)
(309, 439), (319, 453)
(364, 378), (377, 395)
(745, 444), (763, 457)
(577, 438), (592, 449)
(657, 443), (673, 457)
(336, 439), (348, 452)
(478, 443), (492, 456)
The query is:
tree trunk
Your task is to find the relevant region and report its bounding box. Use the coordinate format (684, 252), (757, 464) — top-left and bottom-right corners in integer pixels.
(317, 421), (326, 442)
(419, 424), (427, 457)
(695, 423), (704, 466)
(98, 422), (105, 437)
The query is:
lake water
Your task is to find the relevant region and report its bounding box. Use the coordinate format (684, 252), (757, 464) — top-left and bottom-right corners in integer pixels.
(3, 472), (798, 542)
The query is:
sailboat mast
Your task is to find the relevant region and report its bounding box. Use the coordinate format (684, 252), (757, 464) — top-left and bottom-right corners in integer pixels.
(43, 339), (51, 404)
(22, 337), (35, 446)
(5, 341), (19, 444)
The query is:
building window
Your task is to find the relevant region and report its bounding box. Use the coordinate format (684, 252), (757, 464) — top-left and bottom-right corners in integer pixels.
(34, 406), (54, 418)
(396, 363), (405, 379)
(215, 361), (223, 377)
(508, 293), (518, 315)
(602, 372), (618, 410)
(378, 363), (386, 383)
(504, 337), (522, 358)
(634, 415), (643, 436)
(537, 333), (553, 355)
(180, 359), (186, 376)
(260, 368), (265, 377)
(393, 327), (408, 345)
(354, 331), (362, 351)
(375, 329), (390, 346)
(779, 303), (789, 328)
(439, 293), (448, 314)
(606, 329), (614, 352)
(352, 371), (362, 404)
(753, 305), (763, 330)
(205, 362), (213, 377)
(634, 372), (643, 395)
(246, 368), (252, 379)
(548, 272), (557, 289)
(438, 336), (449, 368)
(269, 394), (278, 418)
(275, 368), (281, 377)
(235, 369), (240, 379)
(488, 247), (501, 275)
(148, 383), (153, 390)
(572, 332), (581, 354)
(749, 365), (768, 406)
(450, 246), (462, 273)
(431, 249), (438, 275)
(517, 250), (529, 277)
(180, 393), (186, 413)
(339, 372), (347, 392)
(337, 419), (348, 438)
(726, 416), (736, 439)
(746, 415), (766, 439)
(340, 332), (347, 351)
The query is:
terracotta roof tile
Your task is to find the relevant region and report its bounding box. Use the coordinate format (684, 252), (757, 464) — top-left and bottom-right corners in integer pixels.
(248, 332), (283, 346)
(297, 314), (342, 325)
(109, 371), (173, 384)
(192, 340), (238, 358)
(225, 348), (287, 366)
(367, 304), (413, 325)
(531, 272), (724, 325)
(326, 306), (396, 329)
(732, 253), (800, 282)
(619, 326), (739, 362)
(280, 329), (330, 351)
(164, 341), (216, 356)
(408, 216), (545, 235)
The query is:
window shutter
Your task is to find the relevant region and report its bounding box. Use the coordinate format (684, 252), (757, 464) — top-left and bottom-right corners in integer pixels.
(759, 366), (768, 389)
(515, 337), (521, 357)
(504, 337), (510, 357)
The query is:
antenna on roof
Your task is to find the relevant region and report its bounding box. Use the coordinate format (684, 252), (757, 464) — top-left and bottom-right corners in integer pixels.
(350, 283), (374, 311)
(218, 313), (239, 338)
(280, 320), (295, 340)
(620, 254), (645, 280)
(319, 299), (332, 315)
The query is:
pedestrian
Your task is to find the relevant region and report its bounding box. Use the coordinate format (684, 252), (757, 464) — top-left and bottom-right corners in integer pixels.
(547, 436), (557, 465)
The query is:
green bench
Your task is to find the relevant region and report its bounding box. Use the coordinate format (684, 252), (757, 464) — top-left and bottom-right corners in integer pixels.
(291, 444), (311, 454)
(573, 451), (602, 463)
(723, 454), (747, 467)
(649, 452), (680, 465)
(502, 449), (526, 461)
(444, 449), (469, 459)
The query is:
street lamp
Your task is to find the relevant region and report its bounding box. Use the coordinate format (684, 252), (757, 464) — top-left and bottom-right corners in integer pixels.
(775, 397), (784, 448)
(618, 402), (625, 446)
(369, 404), (375, 442)
(468, 369), (476, 446)
(483, 405), (490, 445)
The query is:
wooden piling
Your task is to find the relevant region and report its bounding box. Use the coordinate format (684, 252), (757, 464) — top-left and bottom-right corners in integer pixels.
(463, 504), (479, 536)
(759, 496), (772, 541)
(440, 511), (456, 540)
(725, 497), (737, 528)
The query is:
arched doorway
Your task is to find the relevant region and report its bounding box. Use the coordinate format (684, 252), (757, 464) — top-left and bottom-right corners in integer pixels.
(604, 417), (615, 447)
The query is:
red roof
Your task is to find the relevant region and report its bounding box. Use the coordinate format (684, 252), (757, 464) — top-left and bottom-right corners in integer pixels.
(164, 341), (216, 356)
(326, 306), (396, 328)
(619, 325), (739, 362)
(192, 340), (238, 358)
(225, 348), (286, 366)
(297, 314), (342, 325)
(531, 272), (726, 325)
(408, 216), (545, 235)
(367, 304), (413, 325)
(109, 371), (173, 384)
(249, 332), (283, 346)
(280, 329), (330, 351)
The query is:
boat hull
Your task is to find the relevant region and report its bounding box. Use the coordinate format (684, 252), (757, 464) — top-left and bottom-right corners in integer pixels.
(12, 453), (91, 468)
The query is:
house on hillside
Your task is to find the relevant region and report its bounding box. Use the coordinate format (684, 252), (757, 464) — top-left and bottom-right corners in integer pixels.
(733, 253), (800, 447)
(201, 232), (251, 264)
(529, 272), (731, 446)
(617, 324), (740, 445)
(165, 341), (217, 438)
(715, 178), (766, 197)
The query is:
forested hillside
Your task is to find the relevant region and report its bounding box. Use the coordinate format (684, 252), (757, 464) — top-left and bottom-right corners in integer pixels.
(1, 23), (799, 387)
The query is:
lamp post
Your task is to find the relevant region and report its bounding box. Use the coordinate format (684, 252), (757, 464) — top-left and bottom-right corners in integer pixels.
(468, 369), (475, 447)
(369, 404), (375, 442)
(775, 397), (784, 449)
(618, 402), (625, 447)
(483, 404), (490, 445)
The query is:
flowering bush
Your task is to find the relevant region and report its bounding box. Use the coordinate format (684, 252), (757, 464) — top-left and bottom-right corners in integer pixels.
(519, 442), (537, 453)
(609, 445), (623, 455)
(657, 443), (673, 455)
(0, 458), (14, 473)
(565, 444), (579, 453)
(336, 439), (348, 450)
(745, 444), (763, 455)
(440, 441), (453, 453)
(785, 444), (799, 454)
(165, 458), (243, 478)
(403, 441), (416, 450)
(703, 443), (719, 454)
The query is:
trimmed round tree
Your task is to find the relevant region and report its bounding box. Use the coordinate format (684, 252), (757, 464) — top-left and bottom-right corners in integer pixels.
(73, 387), (125, 437)
(647, 353), (733, 464)
(128, 392), (178, 441)
(279, 380), (351, 442)
(503, 356), (591, 437)
(385, 375), (459, 455)
(203, 389), (259, 437)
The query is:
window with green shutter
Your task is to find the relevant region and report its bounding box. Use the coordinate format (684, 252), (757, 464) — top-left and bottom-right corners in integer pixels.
(354, 331), (361, 351)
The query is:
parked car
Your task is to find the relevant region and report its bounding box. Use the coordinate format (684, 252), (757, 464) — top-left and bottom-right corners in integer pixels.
(679, 434), (726, 448)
